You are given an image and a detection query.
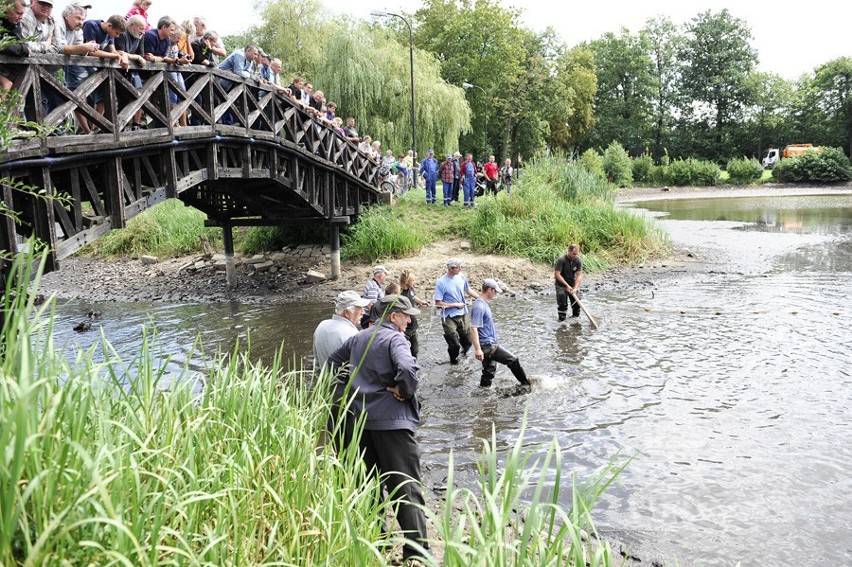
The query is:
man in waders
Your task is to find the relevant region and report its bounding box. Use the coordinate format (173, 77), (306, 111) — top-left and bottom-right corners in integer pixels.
(470, 279), (531, 388)
(554, 243), (584, 321)
(434, 258), (479, 364)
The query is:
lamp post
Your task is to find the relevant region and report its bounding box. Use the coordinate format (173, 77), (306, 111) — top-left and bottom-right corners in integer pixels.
(370, 10), (416, 161)
(462, 81), (487, 155)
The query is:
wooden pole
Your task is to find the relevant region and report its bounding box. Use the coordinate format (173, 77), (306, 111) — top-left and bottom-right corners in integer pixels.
(568, 289), (599, 329)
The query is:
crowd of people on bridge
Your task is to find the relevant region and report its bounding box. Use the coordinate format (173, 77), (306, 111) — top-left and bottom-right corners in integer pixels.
(1, 0), (522, 200)
(0, 0), (386, 149)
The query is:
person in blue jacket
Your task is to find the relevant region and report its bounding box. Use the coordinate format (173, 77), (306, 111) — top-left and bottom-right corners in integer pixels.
(460, 153), (478, 207)
(419, 149), (439, 204)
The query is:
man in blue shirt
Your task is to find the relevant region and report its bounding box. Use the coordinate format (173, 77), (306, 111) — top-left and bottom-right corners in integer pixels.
(218, 43), (257, 91)
(470, 278), (530, 388)
(327, 294), (429, 563)
(433, 258), (479, 364)
(142, 16), (176, 64)
(419, 149), (439, 204)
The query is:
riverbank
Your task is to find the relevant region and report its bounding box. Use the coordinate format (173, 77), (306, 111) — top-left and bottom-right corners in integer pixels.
(38, 183), (852, 305)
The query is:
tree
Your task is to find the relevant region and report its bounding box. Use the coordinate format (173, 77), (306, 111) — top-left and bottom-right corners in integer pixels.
(412, 0), (525, 157)
(248, 0), (470, 157)
(584, 29), (654, 155)
(550, 47), (597, 153)
(740, 71), (795, 158)
(677, 9), (758, 159)
(640, 16), (682, 159)
(808, 57), (852, 156)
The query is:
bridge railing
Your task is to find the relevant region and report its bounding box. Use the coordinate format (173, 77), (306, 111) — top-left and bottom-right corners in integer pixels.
(0, 54), (380, 186)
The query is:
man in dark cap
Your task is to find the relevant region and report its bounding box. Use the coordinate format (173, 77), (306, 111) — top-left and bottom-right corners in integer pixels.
(439, 153), (456, 206)
(327, 294), (429, 563)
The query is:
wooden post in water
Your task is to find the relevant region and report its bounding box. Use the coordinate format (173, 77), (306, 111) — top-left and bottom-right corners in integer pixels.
(222, 221), (237, 289)
(330, 222), (341, 280)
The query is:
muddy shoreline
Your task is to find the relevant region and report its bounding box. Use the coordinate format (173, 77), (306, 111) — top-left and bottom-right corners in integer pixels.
(38, 183), (852, 304)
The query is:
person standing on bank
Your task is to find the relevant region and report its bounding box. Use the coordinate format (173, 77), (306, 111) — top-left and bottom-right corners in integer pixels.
(362, 264), (388, 328)
(399, 269), (430, 358)
(434, 258), (479, 364)
(327, 295), (430, 563)
(554, 243), (584, 321)
(470, 279), (531, 388)
(419, 149), (439, 204)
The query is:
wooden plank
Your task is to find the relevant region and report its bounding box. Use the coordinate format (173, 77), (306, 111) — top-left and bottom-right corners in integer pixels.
(56, 219), (113, 260)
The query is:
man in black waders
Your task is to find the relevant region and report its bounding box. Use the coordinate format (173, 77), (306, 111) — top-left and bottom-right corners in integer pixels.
(470, 279), (531, 388)
(554, 243), (584, 321)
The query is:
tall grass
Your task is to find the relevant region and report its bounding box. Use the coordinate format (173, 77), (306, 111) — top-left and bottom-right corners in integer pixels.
(86, 199), (222, 258)
(2, 250), (629, 566)
(468, 155), (669, 269)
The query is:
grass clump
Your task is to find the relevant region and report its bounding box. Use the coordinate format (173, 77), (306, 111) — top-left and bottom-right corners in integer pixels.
(86, 198), (221, 258)
(467, 155), (669, 270)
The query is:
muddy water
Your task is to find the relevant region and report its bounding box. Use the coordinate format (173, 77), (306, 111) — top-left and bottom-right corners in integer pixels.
(49, 192), (851, 566)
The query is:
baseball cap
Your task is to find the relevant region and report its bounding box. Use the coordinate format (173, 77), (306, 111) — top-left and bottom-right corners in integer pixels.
(446, 258), (461, 268)
(372, 264), (388, 275)
(335, 290), (370, 310)
(427, 149), (434, 154)
(37, 0), (54, 4)
(446, 154), (452, 159)
(482, 278), (502, 293)
(377, 294), (420, 316)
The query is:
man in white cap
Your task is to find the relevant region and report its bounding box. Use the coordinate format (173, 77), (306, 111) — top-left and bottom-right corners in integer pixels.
(434, 258), (479, 364)
(361, 264), (388, 328)
(470, 279), (531, 388)
(327, 294), (429, 563)
(312, 290), (370, 371)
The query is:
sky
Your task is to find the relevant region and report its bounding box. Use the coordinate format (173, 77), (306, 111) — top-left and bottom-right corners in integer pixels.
(89, 0), (849, 80)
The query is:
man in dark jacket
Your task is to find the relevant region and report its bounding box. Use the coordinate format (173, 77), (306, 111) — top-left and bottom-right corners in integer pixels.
(0, 0), (30, 91)
(327, 294), (430, 563)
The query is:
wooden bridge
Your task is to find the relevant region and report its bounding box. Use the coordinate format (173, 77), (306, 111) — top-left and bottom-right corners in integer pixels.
(0, 54), (383, 286)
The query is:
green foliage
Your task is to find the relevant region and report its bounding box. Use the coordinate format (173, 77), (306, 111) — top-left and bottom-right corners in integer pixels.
(632, 153), (655, 183)
(342, 194), (432, 261)
(240, 225), (329, 255)
(86, 199), (221, 258)
(772, 147), (852, 183)
(602, 141), (633, 187)
(467, 155), (667, 267)
(661, 157), (722, 186)
(578, 148), (605, 179)
(725, 157), (764, 185)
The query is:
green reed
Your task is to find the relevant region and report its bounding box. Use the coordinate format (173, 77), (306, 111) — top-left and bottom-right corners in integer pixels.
(2, 250), (629, 566)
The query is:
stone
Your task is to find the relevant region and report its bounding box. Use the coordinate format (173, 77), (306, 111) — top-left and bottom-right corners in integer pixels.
(213, 260), (228, 271)
(252, 261), (274, 273)
(460, 241), (471, 250)
(193, 260), (207, 270)
(304, 270), (326, 283)
(245, 255), (267, 265)
(211, 253), (226, 262)
(141, 255), (158, 265)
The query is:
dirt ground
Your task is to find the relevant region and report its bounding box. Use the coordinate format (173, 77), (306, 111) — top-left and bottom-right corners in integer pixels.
(37, 183), (852, 304)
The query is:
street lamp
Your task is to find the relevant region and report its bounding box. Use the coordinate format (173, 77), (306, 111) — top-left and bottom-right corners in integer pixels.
(371, 9), (416, 162)
(463, 81), (487, 155)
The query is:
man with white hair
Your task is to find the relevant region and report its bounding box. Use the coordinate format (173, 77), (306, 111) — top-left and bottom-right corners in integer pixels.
(312, 290), (370, 370)
(190, 15), (225, 58)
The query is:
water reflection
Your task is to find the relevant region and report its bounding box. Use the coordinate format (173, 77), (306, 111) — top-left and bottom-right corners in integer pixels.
(47, 194), (852, 566)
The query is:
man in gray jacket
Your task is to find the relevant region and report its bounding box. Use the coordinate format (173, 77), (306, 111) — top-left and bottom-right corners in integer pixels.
(327, 294), (429, 563)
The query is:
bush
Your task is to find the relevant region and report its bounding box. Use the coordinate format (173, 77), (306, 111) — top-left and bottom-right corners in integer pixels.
(661, 157), (721, 186)
(772, 147), (852, 183)
(726, 156), (764, 185)
(602, 141), (633, 187)
(631, 153), (655, 184)
(578, 148), (605, 180)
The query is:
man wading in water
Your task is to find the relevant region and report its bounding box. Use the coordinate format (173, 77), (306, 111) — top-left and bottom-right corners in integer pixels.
(554, 243), (584, 321)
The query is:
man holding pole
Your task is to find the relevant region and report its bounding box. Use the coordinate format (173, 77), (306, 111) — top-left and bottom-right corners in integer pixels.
(554, 243), (584, 321)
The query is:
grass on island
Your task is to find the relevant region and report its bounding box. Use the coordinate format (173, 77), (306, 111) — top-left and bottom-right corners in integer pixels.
(344, 155), (670, 271)
(2, 250), (628, 566)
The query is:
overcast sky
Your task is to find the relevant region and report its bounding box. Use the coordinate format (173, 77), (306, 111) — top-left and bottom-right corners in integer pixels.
(90, 0), (848, 80)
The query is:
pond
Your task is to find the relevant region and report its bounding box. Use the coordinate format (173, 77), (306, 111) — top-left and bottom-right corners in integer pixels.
(49, 191), (852, 566)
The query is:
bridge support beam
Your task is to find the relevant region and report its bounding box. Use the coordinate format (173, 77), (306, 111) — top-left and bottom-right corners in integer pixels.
(222, 221), (237, 290)
(330, 223), (340, 280)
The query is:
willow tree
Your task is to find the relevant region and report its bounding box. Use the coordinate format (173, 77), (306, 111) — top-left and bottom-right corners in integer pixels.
(247, 0), (470, 158)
